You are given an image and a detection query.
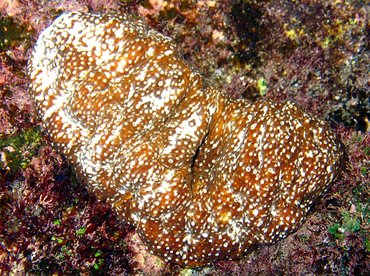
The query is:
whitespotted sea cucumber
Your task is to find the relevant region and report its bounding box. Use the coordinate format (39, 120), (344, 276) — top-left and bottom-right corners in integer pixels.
(29, 12), (345, 267)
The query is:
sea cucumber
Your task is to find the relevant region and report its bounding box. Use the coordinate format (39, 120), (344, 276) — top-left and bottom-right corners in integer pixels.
(28, 12), (345, 267)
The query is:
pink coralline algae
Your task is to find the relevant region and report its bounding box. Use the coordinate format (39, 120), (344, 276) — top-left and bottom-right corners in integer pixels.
(28, 12), (345, 267)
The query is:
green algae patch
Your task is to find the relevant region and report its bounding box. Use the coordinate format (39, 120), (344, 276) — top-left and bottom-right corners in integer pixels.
(0, 127), (44, 177)
(0, 17), (32, 51)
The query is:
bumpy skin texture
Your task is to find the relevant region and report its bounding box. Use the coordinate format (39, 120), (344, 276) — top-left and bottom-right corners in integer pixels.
(29, 12), (345, 267)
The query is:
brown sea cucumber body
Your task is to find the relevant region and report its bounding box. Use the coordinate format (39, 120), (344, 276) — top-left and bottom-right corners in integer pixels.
(29, 12), (344, 267)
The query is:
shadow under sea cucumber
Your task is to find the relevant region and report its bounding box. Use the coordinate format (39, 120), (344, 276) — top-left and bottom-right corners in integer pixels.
(28, 11), (345, 267)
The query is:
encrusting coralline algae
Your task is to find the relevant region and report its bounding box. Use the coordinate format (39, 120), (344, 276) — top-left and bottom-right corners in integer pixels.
(28, 12), (345, 267)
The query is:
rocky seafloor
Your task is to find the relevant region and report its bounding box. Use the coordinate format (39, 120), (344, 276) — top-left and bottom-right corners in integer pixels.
(0, 0), (369, 274)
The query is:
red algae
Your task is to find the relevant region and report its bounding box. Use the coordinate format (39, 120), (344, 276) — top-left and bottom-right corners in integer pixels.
(0, 0), (368, 274)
